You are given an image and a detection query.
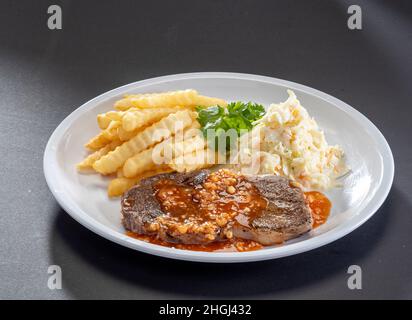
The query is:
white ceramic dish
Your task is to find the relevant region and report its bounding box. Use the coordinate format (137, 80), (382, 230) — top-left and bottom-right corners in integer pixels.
(43, 72), (394, 263)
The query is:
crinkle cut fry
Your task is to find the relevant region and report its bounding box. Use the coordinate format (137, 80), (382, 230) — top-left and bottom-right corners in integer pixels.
(107, 165), (172, 197)
(84, 131), (112, 151)
(123, 131), (205, 178)
(77, 140), (122, 170)
(93, 110), (195, 174)
(122, 107), (185, 132)
(97, 111), (124, 129)
(169, 148), (217, 172)
(114, 89), (227, 110)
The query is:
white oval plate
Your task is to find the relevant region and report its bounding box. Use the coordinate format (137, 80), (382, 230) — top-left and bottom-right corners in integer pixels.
(44, 72), (394, 263)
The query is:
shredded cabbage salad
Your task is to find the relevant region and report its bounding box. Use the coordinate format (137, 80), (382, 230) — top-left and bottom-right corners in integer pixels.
(240, 90), (348, 189)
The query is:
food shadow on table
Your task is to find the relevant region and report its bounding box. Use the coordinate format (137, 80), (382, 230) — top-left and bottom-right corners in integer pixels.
(49, 188), (397, 299)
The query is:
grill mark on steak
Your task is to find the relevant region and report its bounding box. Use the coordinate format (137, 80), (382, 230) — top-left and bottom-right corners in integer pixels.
(121, 169), (313, 245)
(122, 170), (215, 244)
(232, 175), (313, 245)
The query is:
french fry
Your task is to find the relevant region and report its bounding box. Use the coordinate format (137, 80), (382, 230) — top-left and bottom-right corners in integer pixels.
(114, 90), (196, 110)
(101, 120), (121, 141)
(97, 114), (112, 130)
(195, 95), (228, 107)
(117, 126), (142, 142)
(169, 148), (216, 173)
(107, 176), (140, 197)
(85, 132), (112, 151)
(93, 110), (194, 174)
(117, 167), (124, 178)
(122, 148), (156, 178)
(108, 165), (172, 197)
(118, 108), (189, 141)
(85, 121), (121, 150)
(114, 90), (227, 110)
(158, 134), (205, 164)
(77, 140), (122, 171)
(97, 111), (124, 129)
(122, 107), (184, 132)
(122, 122), (203, 178)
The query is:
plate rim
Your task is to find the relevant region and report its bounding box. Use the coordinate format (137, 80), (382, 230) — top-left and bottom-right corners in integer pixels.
(43, 72), (395, 263)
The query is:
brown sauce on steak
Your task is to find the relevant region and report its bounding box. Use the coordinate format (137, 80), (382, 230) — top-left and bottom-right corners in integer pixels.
(305, 191), (331, 228)
(153, 169), (267, 240)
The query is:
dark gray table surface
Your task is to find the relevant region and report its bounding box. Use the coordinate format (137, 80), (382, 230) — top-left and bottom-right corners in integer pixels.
(0, 0), (411, 299)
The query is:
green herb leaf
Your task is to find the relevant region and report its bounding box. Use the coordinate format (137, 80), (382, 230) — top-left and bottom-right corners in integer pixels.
(196, 102), (265, 152)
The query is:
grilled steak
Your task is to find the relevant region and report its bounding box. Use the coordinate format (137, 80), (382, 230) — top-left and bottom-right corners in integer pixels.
(231, 175), (313, 245)
(121, 170), (220, 244)
(121, 169), (313, 245)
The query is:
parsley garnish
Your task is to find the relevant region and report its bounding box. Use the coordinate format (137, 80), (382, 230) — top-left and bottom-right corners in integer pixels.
(196, 102), (265, 151)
